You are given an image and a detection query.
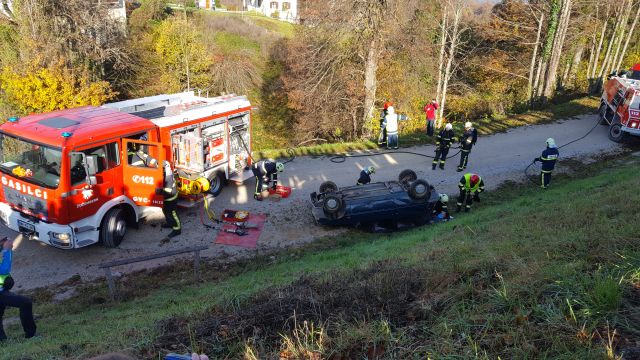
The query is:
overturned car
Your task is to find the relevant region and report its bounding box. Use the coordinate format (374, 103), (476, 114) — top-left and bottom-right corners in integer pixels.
(310, 169), (438, 230)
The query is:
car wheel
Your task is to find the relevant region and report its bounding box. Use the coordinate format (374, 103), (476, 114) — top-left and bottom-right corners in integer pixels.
(101, 208), (126, 248)
(608, 122), (627, 143)
(207, 172), (225, 196)
(322, 194), (344, 215)
(398, 169), (417, 184)
(319, 181), (338, 194)
(409, 179), (431, 200)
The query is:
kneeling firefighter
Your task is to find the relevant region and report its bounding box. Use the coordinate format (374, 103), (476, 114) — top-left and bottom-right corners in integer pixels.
(533, 138), (559, 189)
(252, 160), (284, 201)
(456, 173), (485, 212)
(433, 193), (451, 222)
(357, 166), (375, 185)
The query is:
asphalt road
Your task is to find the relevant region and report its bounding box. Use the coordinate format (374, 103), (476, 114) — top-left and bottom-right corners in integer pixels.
(1, 113), (624, 291)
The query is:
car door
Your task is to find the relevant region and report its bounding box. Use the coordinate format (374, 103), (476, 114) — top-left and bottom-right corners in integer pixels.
(121, 139), (165, 207)
(67, 142), (119, 222)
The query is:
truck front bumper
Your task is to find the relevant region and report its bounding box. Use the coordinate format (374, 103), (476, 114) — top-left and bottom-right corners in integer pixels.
(622, 125), (640, 136)
(0, 203), (76, 249)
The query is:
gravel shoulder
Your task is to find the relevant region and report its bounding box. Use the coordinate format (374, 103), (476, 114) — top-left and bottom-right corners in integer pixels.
(1, 114), (623, 292)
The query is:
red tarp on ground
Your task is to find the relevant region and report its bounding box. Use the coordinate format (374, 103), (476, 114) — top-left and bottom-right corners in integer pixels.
(213, 213), (266, 249)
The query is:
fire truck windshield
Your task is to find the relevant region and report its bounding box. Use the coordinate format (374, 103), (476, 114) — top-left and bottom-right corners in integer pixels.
(0, 133), (62, 189)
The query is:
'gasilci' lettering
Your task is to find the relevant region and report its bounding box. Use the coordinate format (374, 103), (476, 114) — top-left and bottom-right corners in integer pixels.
(1, 176), (49, 200)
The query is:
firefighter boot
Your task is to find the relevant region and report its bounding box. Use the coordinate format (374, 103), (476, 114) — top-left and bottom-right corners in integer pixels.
(168, 229), (181, 238)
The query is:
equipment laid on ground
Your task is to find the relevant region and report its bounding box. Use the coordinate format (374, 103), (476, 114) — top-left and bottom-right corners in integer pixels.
(600, 64), (640, 142)
(310, 169), (439, 231)
(0, 92), (253, 249)
(268, 185), (292, 198)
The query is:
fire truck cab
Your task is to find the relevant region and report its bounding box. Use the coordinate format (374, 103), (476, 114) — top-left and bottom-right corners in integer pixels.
(0, 92), (252, 249)
(600, 64), (640, 142)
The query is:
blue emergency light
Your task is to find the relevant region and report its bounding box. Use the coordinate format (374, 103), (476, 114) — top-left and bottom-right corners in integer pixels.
(7, 116), (18, 123)
(61, 132), (73, 138)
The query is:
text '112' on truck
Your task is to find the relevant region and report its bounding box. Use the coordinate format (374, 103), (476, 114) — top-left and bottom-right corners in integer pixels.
(0, 92), (254, 249)
(600, 63), (640, 142)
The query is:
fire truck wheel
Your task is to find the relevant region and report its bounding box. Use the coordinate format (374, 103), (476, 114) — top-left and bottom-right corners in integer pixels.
(608, 123), (627, 143)
(101, 208), (127, 248)
(207, 172), (225, 197)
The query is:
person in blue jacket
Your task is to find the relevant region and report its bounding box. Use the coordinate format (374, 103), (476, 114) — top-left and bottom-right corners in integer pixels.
(0, 237), (37, 341)
(533, 138), (559, 189)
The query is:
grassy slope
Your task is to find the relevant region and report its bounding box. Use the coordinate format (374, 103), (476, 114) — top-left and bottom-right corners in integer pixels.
(3, 155), (640, 358)
(255, 96), (600, 160)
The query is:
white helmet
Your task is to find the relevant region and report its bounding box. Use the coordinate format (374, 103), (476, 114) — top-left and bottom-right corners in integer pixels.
(276, 162), (285, 172)
(439, 193), (449, 202)
(367, 166), (376, 174)
(546, 138), (556, 148)
(387, 106), (395, 115)
(465, 121), (473, 129)
(445, 123), (453, 130)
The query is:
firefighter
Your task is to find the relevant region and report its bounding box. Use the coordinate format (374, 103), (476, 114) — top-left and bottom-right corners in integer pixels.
(357, 166), (375, 185)
(0, 237), (37, 341)
(533, 138), (559, 189)
(432, 123), (456, 170)
(385, 106), (408, 149)
(128, 134), (158, 168)
(457, 122), (478, 172)
(378, 102), (392, 146)
(252, 160), (284, 201)
(432, 193), (451, 222)
(456, 173), (484, 212)
(423, 99), (439, 137)
(160, 161), (181, 238)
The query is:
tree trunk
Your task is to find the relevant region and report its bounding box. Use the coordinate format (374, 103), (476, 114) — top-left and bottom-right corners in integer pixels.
(615, 2), (640, 71)
(435, 6), (448, 122)
(533, 57), (546, 99)
(599, 5), (623, 80)
(528, 12), (544, 104)
(568, 41), (585, 87)
(543, 0), (572, 98)
(591, 6), (610, 79)
(440, 2), (462, 127)
(362, 36), (379, 137)
(609, 0), (633, 75)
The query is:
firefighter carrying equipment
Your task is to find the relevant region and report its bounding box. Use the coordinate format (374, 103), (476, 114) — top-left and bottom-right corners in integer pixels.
(378, 102), (393, 146)
(533, 138), (559, 189)
(457, 173), (484, 212)
(385, 106), (408, 149)
(433, 125), (457, 170)
(252, 160), (281, 200)
(457, 123), (478, 172)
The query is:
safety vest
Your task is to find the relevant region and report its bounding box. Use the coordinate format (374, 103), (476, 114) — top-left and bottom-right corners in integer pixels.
(463, 173), (481, 192)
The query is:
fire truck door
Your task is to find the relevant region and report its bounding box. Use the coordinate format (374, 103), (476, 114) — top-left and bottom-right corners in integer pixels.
(122, 139), (165, 207)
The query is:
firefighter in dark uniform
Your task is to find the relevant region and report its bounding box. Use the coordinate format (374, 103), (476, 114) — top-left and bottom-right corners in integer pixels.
(252, 160), (284, 201)
(533, 138), (559, 189)
(432, 123), (456, 170)
(160, 161), (181, 238)
(456, 173), (485, 212)
(357, 166), (375, 185)
(457, 121), (478, 172)
(0, 237), (37, 341)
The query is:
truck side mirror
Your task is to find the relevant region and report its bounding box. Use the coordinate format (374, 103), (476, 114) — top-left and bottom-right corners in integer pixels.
(85, 155), (98, 185)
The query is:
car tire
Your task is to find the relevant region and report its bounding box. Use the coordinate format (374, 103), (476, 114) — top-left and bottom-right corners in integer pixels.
(101, 208), (126, 248)
(322, 194), (344, 215)
(207, 172), (225, 196)
(319, 181), (338, 194)
(409, 179), (431, 200)
(608, 122), (627, 143)
(398, 169), (417, 184)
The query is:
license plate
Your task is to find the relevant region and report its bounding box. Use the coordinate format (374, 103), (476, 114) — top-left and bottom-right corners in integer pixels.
(17, 219), (35, 234)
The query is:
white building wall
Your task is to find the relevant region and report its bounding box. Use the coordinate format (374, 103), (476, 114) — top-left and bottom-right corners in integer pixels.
(244, 0), (298, 23)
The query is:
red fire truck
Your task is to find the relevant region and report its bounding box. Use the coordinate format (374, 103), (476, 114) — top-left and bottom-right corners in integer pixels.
(0, 92), (253, 249)
(599, 64), (640, 142)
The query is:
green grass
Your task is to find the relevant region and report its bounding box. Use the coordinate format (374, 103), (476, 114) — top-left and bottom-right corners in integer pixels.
(213, 31), (261, 54)
(206, 10), (295, 38)
(255, 96), (600, 160)
(3, 155), (640, 358)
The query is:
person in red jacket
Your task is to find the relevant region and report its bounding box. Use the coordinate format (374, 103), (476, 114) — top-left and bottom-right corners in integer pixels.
(423, 99), (438, 137)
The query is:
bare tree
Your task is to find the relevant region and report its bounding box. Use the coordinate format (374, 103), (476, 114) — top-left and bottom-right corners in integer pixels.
(614, 2), (640, 71)
(528, 11), (544, 103)
(542, 0), (572, 98)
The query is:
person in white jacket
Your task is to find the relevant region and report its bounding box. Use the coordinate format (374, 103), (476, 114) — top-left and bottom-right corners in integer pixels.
(384, 106), (408, 149)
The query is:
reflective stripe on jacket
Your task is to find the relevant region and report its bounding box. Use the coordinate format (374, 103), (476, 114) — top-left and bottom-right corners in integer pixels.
(459, 173), (485, 193)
